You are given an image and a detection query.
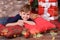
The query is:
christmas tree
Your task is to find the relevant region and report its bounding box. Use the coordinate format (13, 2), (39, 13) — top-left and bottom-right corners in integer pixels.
(30, 0), (38, 13)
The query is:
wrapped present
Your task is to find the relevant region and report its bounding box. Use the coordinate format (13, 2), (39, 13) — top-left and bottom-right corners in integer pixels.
(1, 25), (22, 38)
(48, 6), (58, 16)
(38, 6), (44, 15)
(34, 17), (56, 30)
(49, 6), (58, 11)
(38, 0), (58, 21)
(24, 17), (56, 35)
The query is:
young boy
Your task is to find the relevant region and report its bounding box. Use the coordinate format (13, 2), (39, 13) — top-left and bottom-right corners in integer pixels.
(0, 4), (35, 38)
(6, 4), (35, 27)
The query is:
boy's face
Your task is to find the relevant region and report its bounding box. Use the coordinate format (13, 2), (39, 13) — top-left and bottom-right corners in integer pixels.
(20, 11), (30, 21)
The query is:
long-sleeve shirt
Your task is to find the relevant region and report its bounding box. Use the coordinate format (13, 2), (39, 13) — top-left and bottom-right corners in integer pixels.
(7, 14), (33, 23)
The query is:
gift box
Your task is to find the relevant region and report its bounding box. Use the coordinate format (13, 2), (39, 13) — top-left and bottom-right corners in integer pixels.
(38, 6), (44, 15)
(48, 6), (58, 16)
(38, 0), (58, 21)
(24, 17), (56, 35)
(34, 17), (56, 30)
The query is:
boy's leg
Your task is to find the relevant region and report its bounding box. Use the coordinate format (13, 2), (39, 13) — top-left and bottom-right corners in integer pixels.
(0, 17), (8, 25)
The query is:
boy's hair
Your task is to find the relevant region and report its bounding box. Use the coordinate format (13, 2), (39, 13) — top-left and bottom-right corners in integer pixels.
(20, 4), (31, 12)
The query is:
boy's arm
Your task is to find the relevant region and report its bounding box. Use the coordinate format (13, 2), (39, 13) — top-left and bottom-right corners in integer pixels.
(6, 22), (18, 27)
(24, 21), (35, 25)
(6, 20), (24, 27)
(7, 14), (21, 23)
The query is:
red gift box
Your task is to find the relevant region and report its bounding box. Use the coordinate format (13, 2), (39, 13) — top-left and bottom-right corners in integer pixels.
(48, 6), (58, 16)
(24, 17), (56, 35)
(38, 6), (44, 15)
(34, 17), (56, 30)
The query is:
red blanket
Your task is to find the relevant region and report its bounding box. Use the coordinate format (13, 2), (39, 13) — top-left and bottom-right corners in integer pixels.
(0, 24), (5, 36)
(1, 25), (22, 38)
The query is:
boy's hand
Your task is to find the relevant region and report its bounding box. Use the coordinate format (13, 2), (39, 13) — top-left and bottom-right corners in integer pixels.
(17, 20), (24, 26)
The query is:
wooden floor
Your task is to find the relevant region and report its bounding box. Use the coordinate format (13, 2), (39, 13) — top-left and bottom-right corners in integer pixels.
(0, 31), (60, 40)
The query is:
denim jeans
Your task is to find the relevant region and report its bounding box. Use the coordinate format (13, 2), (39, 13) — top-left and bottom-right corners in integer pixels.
(0, 17), (8, 25)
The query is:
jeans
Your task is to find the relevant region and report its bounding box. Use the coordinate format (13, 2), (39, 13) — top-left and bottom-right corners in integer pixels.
(0, 17), (8, 25)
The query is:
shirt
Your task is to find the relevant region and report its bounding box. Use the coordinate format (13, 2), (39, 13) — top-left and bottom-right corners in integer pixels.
(7, 14), (33, 23)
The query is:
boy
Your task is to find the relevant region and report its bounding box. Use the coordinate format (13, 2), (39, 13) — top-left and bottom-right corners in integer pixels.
(6, 4), (35, 26)
(1, 4), (35, 38)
